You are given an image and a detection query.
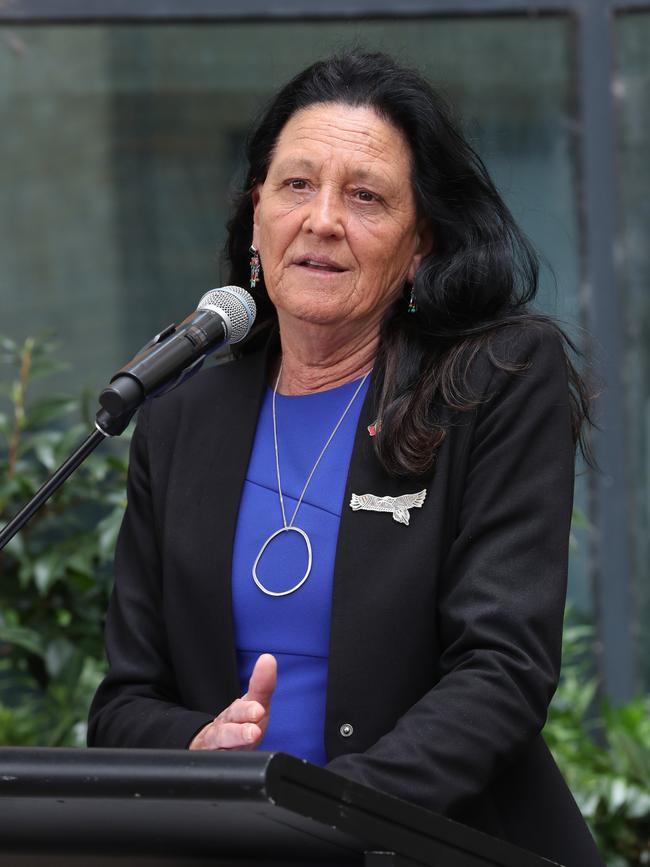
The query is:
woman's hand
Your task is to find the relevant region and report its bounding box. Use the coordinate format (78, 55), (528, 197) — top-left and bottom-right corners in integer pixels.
(188, 653), (277, 750)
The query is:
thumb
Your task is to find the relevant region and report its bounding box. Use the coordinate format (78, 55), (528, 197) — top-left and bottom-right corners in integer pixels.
(244, 653), (277, 709)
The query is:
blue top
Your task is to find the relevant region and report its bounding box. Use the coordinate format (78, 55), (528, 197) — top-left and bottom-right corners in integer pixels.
(231, 375), (369, 765)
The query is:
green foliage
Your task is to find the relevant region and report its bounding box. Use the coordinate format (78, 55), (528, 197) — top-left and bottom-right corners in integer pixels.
(545, 619), (650, 866)
(0, 336), (129, 746)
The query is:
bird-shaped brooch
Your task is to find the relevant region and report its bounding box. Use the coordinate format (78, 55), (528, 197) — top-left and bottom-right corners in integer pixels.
(349, 489), (427, 525)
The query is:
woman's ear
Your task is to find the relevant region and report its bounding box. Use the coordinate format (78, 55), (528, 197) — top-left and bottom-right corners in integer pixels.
(407, 223), (434, 283)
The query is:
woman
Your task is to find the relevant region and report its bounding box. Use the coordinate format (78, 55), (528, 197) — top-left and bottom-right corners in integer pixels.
(88, 52), (603, 865)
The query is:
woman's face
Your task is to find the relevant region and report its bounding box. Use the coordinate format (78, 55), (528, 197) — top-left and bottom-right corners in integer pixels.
(252, 103), (431, 332)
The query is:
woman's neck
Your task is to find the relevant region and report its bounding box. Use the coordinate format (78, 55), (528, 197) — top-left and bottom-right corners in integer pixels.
(274, 317), (379, 395)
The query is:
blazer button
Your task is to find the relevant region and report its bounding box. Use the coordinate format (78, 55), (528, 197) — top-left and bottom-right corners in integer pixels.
(339, 722), (354, 738)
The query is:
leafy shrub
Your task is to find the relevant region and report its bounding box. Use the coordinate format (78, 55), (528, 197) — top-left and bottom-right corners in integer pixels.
(0, 336), (129, 746)
(545, 621), (650, 866)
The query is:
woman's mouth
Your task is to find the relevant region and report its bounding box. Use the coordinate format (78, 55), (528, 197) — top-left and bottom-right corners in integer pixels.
(297, 257), (346, 273)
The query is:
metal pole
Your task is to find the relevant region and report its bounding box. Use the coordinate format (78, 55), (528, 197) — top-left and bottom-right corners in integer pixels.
(0, 428), (108, 550)
(576, 0), (637, 700)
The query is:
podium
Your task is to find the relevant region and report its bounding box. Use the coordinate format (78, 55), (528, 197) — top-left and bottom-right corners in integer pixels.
(0, 748), (561, 866)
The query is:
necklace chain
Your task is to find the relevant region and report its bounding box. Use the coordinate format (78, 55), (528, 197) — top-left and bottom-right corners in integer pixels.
(252, 363), (370, 597)
(272, 363), (370, 530)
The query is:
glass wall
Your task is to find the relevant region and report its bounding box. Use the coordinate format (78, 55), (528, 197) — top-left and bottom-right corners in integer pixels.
(0, 18), (591, 615)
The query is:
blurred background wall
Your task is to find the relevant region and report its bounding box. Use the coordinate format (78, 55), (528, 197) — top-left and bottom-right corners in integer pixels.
(0, 0), (648, 700)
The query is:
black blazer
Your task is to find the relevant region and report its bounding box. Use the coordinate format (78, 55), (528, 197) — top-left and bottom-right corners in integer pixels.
(88, 324), (604, 866)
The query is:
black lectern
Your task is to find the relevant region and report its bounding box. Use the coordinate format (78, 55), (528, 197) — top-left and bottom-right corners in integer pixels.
(0, 748), (561, 866)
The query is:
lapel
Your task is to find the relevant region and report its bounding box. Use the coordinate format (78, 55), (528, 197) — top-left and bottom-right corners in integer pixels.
(326, 385), (430, 724)
(177, 344), (271, 706)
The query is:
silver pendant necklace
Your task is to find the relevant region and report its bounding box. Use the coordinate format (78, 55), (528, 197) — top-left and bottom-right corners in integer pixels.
(252, 363), (370, 597)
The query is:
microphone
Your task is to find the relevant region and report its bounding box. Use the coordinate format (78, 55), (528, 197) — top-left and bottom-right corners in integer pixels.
(97, 286), (256, 427)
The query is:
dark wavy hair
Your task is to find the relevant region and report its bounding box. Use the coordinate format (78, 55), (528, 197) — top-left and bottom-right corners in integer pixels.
(225, 51), (594, 477)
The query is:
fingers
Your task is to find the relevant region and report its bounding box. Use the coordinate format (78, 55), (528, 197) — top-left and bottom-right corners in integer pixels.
(190, 720), (263, 750)
(210, 722), (262, 749)
(225, 698), (265, 724)
(244, 653), (277, 708)
(189, 654), (277, 753)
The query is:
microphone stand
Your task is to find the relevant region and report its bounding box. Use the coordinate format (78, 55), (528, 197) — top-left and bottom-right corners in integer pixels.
(0, 406), (135, 552)
(0, 317), (186, 552)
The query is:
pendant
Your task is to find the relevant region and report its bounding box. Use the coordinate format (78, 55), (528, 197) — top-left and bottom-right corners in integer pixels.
(252, 525), (313, 597)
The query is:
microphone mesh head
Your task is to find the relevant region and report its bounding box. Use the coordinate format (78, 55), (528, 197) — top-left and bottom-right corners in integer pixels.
(197, 286), (257, 343)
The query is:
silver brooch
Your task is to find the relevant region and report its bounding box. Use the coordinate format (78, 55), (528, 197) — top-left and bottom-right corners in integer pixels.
(349, 489), (427, 525)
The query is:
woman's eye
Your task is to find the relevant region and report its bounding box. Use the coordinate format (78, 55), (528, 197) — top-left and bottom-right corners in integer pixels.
(355, 190), (377, 203)
(289, 179), (308, 190)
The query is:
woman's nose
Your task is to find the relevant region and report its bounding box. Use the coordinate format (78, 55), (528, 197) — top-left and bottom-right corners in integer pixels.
(303, 187), (345, 239)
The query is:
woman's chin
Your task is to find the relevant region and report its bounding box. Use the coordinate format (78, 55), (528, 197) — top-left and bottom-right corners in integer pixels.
(272, 289), (355, 328)
(279, 306), (353, 328)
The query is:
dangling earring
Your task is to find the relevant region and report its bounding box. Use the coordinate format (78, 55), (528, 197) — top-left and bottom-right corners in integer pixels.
(249, 244), (261, 289)
(407, 284), (417, 314)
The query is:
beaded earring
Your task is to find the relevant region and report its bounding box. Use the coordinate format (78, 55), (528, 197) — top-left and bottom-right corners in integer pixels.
(407, 285), (417, 314)
(249, 244), (261, 289)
